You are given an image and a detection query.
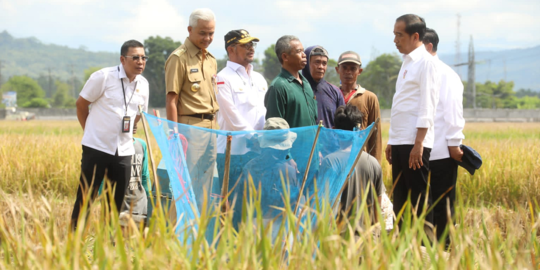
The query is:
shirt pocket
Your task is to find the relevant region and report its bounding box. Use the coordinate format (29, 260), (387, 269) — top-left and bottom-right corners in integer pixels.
(232, 87), (251, 106)
(187, 66), (204, 93)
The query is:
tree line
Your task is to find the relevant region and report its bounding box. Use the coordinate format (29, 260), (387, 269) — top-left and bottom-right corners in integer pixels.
(1, 36), (539, 110)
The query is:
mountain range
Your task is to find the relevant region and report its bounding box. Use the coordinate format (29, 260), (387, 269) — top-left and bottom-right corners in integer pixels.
(1, 31), (539, 91)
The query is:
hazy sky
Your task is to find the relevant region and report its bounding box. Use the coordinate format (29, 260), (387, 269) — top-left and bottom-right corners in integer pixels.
(2, 0), (539, 64)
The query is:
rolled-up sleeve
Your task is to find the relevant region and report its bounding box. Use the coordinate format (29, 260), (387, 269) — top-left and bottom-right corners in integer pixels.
(444, 72), (465, 146)
(416, 59), (439, 128)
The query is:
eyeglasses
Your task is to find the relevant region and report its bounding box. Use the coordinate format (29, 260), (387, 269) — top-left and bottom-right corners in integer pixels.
(238, 42), (257, 50)
(124, 55), (149, 62)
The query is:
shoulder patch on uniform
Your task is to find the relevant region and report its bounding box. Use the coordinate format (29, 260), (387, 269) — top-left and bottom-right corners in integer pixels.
(173, 48), (186, 57)
(217, 81), (225, 85)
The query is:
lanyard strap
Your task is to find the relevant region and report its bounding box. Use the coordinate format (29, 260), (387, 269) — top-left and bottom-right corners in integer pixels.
(118, 66), (137, 116)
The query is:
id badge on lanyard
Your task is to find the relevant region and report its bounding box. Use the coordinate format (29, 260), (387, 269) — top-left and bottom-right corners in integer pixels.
(119, 66), (137, 133)
(122, 115), (131, 133)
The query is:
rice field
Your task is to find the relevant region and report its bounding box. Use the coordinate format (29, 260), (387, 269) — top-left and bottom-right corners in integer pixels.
(0, 120), (539, 269)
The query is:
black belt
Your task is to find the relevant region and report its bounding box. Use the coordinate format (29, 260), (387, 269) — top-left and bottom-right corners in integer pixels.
(186, 113), (215, 120)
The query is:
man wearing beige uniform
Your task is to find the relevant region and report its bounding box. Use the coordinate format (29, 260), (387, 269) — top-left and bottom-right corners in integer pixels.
(165, 8), (219, 129)
(164, 8), (219, 193)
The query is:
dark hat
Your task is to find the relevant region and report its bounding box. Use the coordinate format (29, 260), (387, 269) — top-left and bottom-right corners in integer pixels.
(456, 144), (482, 175)
(224, 29), (260, 50)
(337, 51), (362, 66)
(309, 46), (329, 59)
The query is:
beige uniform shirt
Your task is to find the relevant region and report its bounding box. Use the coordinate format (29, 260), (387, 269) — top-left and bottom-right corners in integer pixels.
(165, 38), (219, 118)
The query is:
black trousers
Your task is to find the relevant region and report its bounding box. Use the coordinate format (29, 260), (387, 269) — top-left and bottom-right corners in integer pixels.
(391, 145), (433, 226)
(70, 145), (131, 230)
(430, 158), (458, 245)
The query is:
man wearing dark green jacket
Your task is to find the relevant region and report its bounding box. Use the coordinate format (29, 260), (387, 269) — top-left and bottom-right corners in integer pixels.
(265, 35), (318, 128)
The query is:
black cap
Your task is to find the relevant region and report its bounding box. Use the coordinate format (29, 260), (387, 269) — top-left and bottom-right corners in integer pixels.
(224, 29), (260, 50)
(456, 144), (483, 175)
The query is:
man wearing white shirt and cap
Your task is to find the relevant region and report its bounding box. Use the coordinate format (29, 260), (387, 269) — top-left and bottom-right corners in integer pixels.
(386, 14), (439, 227)
(71, 40), (150, 230)
(422, 28), (465, 247)
(216, 29), (268, 184)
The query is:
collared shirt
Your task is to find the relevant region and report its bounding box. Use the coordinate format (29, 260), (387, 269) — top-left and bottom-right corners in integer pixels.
(430, 55), (465, 161)
(164, 37), (219, 116)
(388, 45), (439, 148)
(345, 85), (383, 164)
(216, 61), (268, 154)
(80, 64), (149, 156)
(264, 68), (318, 128)
(342, 84), (365, 104)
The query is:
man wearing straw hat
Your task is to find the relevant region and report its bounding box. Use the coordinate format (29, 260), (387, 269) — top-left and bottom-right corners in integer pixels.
(238, 117), (299, 228)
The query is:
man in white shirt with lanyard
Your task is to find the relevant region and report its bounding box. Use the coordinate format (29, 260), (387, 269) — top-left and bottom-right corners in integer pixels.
(385, 14), (439, 228)
(422, 28), (465, 247)
(71, 40), (150, 231)
(216, 29), (268, 189)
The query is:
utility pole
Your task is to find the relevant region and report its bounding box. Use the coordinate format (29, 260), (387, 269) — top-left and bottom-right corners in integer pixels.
(467, 36), (476, 109)
(455, 36), (485, 109)
(455, 14), (461, 77)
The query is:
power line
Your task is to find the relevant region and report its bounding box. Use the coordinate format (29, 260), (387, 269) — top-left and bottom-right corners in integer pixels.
(454, 51), (540, 67)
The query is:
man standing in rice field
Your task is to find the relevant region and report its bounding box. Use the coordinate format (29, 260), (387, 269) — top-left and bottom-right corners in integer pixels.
(215, 29), (267, 184)
(264, 35), (318, 128)
(164, 8), (219, 195)
(71, 40), (150, 231)
(165, 8), (219, 130)
(386, 14), (439, 228)
(423, 28), (465, 247)
(335, 51), (382, 164)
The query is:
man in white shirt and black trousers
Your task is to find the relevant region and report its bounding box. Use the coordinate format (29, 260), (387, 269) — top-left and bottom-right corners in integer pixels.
(422, 28), (465, 247)
(71, 40), (150, 231)
(385, 14), (439, 229)
(216, 29), (268, 191)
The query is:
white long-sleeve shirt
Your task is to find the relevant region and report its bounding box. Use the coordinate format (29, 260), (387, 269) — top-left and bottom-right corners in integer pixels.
(216, 61), (268, 154)
(388, 45), (439, 148)
(429, 55), (465, 161)
(80, 65), (149, 156)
